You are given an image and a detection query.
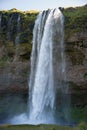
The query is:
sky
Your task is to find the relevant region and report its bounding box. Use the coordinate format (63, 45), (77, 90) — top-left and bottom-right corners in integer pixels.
(0, 0), (87, 11)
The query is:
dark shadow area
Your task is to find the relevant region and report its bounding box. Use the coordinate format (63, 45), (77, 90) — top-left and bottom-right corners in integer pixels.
(0, 93), (28, 124)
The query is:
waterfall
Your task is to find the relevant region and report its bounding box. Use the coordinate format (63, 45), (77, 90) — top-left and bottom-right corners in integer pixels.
(14, 15), (21, 61)
(7, 15), (13, 41)
(0, 14), (2, 32)
(29, 8), (70, 125)
(15, 14), (21, 44)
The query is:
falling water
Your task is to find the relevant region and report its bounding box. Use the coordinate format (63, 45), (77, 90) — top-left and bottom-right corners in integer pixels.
(7, 15), (13, 41)
(29, 8), (70, 124)
(15, 14), (21, 44)
(14, 15), (21, 61)
(0, 14), (2, 31)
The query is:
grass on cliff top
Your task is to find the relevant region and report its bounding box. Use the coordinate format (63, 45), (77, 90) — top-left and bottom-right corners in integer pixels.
(63, 4), (87, 32)
(64, 4), (87, 17)
(0, 123), (87, 130)
(0, 8), (39, 15)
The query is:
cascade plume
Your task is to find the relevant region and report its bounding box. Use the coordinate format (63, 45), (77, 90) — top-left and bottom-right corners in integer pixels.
(29, 8), (70, 124)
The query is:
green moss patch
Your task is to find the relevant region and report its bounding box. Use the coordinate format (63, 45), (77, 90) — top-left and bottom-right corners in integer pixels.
(71, 106), (87, 123)
(63, 5), (87, 33)
(15, 43), (32, 60)
(84, 73), (87, 80)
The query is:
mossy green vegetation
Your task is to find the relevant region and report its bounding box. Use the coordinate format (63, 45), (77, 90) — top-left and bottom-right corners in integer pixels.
(0, 8), (38, 62)
(63, 5), (87, 65)
(71, 106), (87, 123)
(84, 73), (87, 80)
(0, 123), (87, 130)
(0, 5), (87, 63)
(0, 56), (8, 67)
(0, 8), (38, 44)
(78, 122), (87, 130)
(16, 43), (32, 60)
(63, 5), (87, 33)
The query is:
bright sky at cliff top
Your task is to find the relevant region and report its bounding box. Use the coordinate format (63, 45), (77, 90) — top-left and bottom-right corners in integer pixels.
(0, 0), (86, 11)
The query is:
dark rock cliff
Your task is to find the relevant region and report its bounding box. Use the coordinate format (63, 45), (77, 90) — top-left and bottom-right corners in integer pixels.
(64, 5), (87, 106)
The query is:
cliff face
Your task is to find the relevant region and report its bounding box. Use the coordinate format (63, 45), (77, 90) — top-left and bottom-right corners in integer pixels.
(64, 5), (87, 106)
(0, 9), (38, 94)
(0, 6), (87, 106)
